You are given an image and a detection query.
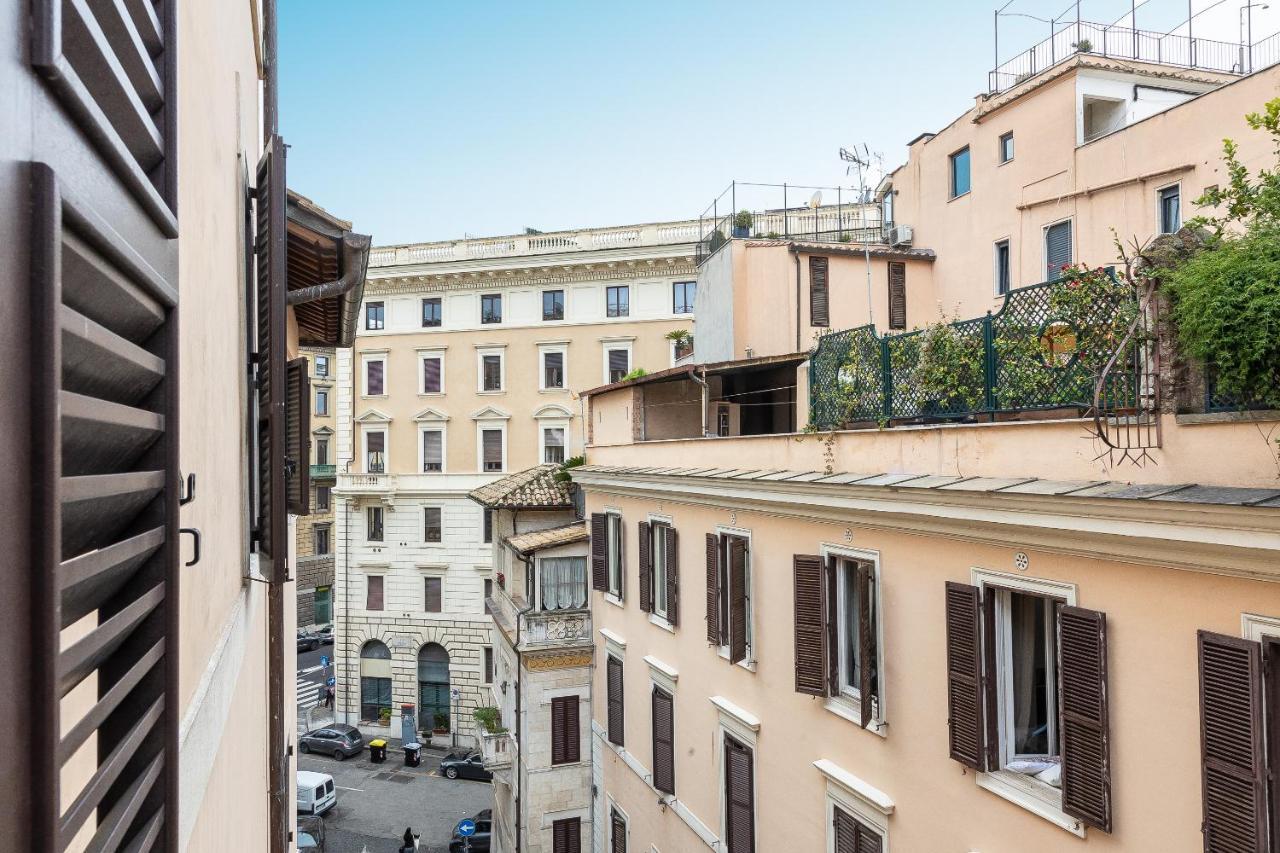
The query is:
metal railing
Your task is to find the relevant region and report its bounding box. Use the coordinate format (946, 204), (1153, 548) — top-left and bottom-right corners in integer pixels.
(310, 463), (336, 478)
(989, 20), (1245, 94)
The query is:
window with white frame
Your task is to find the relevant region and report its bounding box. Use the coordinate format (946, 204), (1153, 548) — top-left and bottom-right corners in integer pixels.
(540, 346), (567, 390)
(608, 804), (628, 853)
(606, 512), (623, 599)
(708, 531), (752, 664)
(672, 280), (695, 314)
(363, 428), (387, 473)
(422, 297), (442, 327)
(542, 426), (566, 464)
(649, 521), (672, 621)
(478, 349), (504, 392)
(606, 285), (629, 317)
(421, 428), (444, 472)
(313, 524), (331, 555)
(481, 293), (502, 324)
(424, 575), (443, 612)
(424, 506), (443, 543)
(315, 436), (329, 465)
(994, 239), (1011, 296)
(480, 426), (505, 473)
(367, 506), (384, 542)
(1158, 184), (1181, 234)
(365, 301), (384, 330)
(999, 588), (1062, 765)
(315, 386), (329, 415)
(604, 344), (631, 384)
(539, 556), (587, 611)
(420, 351), (444, 394)
(1044, 219), (1072, 281)
(314, 354), (330, 377)
(363, 353), (387, 396)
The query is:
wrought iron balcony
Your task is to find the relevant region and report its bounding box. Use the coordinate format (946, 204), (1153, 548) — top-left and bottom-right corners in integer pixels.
(310, 463), (336, 478)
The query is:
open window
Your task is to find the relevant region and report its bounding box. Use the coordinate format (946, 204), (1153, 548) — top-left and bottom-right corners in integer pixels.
(706, 533), (751, 664)
(639, 521), (678, 626)
(591, 512), (625, 600)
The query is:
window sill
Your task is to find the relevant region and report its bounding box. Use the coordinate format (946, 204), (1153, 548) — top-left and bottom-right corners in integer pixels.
(949, 190), (971, 202)
(417, 392), (445, 398)
(539, 388), (569, 394)
(361, 394), (388, 399)
(604, 593), (625, 609)
(477, 390), (506, 396)
(647, 613), (675, 633)
(715, 647), (756, 673)
(976, 770), (1083, 837)
(823, 696), (886, 738)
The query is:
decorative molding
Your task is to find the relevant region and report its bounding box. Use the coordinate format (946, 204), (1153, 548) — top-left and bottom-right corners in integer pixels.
(413, 407), (450, 422)
(355, 409), (392, 423)
(813, 759), (895, 815)
(533, 403), (574, 420)
(367, 257), (698, 295)
(471, 405), (511, 421)
(524, 650), (593, 671)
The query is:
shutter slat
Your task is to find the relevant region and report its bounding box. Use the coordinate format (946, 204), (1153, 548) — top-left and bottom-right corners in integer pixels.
(285, 357), (310, 515)
(591, 513), (607, 591)
(945, 582), (986, 770)
(706, 533), (720, 644)
(887, 261), (907, 330)
(665, 526), (679, 628)
(1058, 606), (1112, 833)
(809, 256), (830, 327)
(553, 817), (581, 853)
(607, 655), (625, 747)
(728, 537), (748, 664)
(58, 582), (164, 698)
(857, 561), (875, 729)
(826, 556), (839, 698)
(724, 735), (755, 853)
(638, 521), (652, 613)
(652, 687), (675, 794)
(1046, 220), (1072, 280)
(793, 554), (826, 696)
(256, 135), (288, 576)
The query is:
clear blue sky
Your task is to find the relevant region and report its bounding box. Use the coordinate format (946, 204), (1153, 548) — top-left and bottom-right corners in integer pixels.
(279, 0), (1278, 246)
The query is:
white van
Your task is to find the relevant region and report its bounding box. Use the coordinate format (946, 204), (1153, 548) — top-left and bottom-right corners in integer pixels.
(296, 770), (336, 815)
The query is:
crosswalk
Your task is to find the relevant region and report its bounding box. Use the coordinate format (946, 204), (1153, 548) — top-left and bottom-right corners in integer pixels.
(297, 664), (324, 709)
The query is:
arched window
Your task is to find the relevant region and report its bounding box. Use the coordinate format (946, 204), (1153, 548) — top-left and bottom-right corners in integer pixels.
(359, 640), (392, 722)
(418, 643), (451, 734)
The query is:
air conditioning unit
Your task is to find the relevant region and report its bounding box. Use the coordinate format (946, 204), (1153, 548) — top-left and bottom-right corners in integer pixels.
(888, 224), (913, 248)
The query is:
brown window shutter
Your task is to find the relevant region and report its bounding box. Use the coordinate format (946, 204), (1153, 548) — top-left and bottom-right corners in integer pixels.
(553, 817), (581, 853)
(551, 695), (579, 765)
(610, 810), (627, 853)
(887, 262), (907, 330)
(1058, 606), (1112, 833)
(256, 134), (288, 578)
(857, 561), (876, 728)
(793, 554), (827, 696)
(591, 513), (608, 591)
(723, 735), (755, 853)
(728, 537), (749, 664)
(706, 533), (721, 644)
(367, 575), (384, 610)
(638, 521), (652, 613)
(833, 806), (883, 853)
(826, 556), (839, 697)
(285, 357), (311, 515)
(484, 647), (493, 684)
(809, 256), (830, 327)
(1198, 630), (1268, 851)
(665, 526), (679, 627)
(423, 357), (441, 393)
(652, 686), (675, 794)
(944, 581), (987, 770)
(482, 429), (503, 470)
(607, 655), (625, 747)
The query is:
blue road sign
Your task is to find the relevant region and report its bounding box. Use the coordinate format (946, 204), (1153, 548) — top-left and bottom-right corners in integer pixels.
(326, 676), (335, 687)
(320, 655), (329, 667)
(458, 819), (476, 837)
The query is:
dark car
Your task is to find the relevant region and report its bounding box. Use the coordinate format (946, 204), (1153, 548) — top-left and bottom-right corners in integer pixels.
(440, 751), (492, 782)
(297, 631), (320, 652)
(314, 625), (334, 645)
(448, 809), (491, 852)
(297, 815), (325, 852)
(298, 723), (364, 760)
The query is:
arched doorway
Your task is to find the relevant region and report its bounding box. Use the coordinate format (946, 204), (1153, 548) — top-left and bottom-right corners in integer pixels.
(359, 640), (392, 723)
(418, 643), (450, 734)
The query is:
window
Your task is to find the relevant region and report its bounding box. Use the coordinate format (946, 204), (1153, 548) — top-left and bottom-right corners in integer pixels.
(359, 640), (392, 721)
(483, 647), (494, 684)
(543, 289), (564, 321)
(481, 428), (504, 472)
(609, 807), (627, 853)
(424, 576), (442, 612)
(1159, 185), (1181, 234)
(995, 239), (1011, 296)
(723, 734), (755, 853)
(606, 285), (630, 318)
(671, 333), (693, 363)
(365, 575), (384, 609)
(364, 355), (386, 396)
(999, 131), (1015, 163)
(887, 261), (906, 330)
(424, 507), (442, 543)
(314, 354), (330, 377)
(832, 805), (883, 853)
(316, 485), (331, 510)
(639, 521), (677, 624)
(543, 427), (565, 464)
(422, 429), (444, 472)
(552, 816), (581, 853)
(606, 655), (624, 746)
(483, 508), (494, 543)
(365, 430), (386, 473)
(1045, 219), (1072, 281)
(551, 694), (581, 764)
(422, 297), (442, 327)
(591, 513), (624, 599)
(484, 579), (493, 615)
(652, 686), (675, 794)
(315, 437), (329, 465)
(707, 533), (751, 664)
(481, 293), (502, 324)
(421, 355), (443, 394)
(605, 347), (630, 384)
(540, 556), (587, 610)
(365, 301), (385, 330)
(950, 146), (971, 198)
(542, 350), (565, 389)
(809, 256), (829, 327)
(673, 280), (696, 314)
(367, 506), (384, 542)
(481, 353), (503, 392)
(314, 586), (332, 624)
(315, 387), (329, 416)
(313, 524), (331, 555)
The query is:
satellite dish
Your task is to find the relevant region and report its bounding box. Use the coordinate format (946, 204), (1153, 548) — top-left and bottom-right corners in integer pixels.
(808, 190), (823, 209)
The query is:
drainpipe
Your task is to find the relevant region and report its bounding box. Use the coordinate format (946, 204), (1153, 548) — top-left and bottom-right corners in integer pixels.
(510, 541), (536, 853)
(690, 367), (709, 437)
(794, 249), (802, 351)
(286, 233), (372, 306)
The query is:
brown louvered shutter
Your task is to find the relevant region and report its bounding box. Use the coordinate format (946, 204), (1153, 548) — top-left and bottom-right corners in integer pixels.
(423, 357), (442, 393)
(1266, 638), (1280, 850)
(728, 537), (749, 664)
(482, 429), (503, 471)
(826, 555), (839, 697)
(793, 554), (827, 696)
(887, 261), (907, 330)
(607, 655), (625, 746)
(665, 525), (679, 627)
(945, 582), (987, 770)
(1198, 630), (1267, 852)
(1058, 606), (1112, 832)
(285, 357), (311, 515)
(610, 810), (627, 853)
(591, 513), (608, 591)
(256, 134), (289, 580)
(608, 348), (630, 381)
(833, 806), (883, 853)
(706, 533), (721, 644)
(552, 817), (581, 853)
(638, 521), (652, 613)
(551, 695), (579, 765)
(809, 256), (830, 327)
(724, 734), (756, 853)
(367, 575), (384, 610)
(652, 686), (675, 794)
(857, 561), (875, 728)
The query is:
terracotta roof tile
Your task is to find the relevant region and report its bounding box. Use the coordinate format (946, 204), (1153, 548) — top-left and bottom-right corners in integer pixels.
(505, 521), (589, 554)
(467, 464), (574, 509)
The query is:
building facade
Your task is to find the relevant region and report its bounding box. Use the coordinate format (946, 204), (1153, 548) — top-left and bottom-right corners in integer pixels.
(298, 345), (338, 629)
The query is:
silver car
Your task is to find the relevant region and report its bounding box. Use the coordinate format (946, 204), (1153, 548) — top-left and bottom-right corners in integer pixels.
(299, 724), (364, 760)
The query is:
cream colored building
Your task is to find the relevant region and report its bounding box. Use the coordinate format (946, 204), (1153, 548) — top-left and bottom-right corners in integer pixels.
(298, 345), (338, 630)
(332, 220), (701, 741)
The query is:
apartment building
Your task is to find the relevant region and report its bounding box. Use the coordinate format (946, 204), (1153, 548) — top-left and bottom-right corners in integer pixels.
(0, 1), (368, 850)
(573, 25), (1280, 853)
(298, 345), (338, 628)
(332, 219), (701, 740)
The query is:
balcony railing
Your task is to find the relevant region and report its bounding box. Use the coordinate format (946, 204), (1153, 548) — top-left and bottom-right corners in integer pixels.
(310, 463), (336, 478)
(522, 608), (591, 647)
(337, 472), (395, 493)
(479, 730), (514, 770)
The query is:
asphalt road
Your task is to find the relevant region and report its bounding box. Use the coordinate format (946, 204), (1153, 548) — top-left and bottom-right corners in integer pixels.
(298, 745), (492, 853)
(298, 643), (335, 732)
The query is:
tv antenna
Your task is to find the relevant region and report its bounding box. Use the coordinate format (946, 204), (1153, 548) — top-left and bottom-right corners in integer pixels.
(839, 144), (878, 328)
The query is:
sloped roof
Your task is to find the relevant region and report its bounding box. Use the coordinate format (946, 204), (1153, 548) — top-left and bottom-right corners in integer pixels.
(467, 464), (574, 509)
(505, 521), (588, 555)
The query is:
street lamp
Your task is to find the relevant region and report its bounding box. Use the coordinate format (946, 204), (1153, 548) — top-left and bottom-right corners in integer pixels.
(1242, 3), (1270, 72)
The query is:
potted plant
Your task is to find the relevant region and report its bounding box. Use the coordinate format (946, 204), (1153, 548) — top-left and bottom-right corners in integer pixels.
(665, 329), (693, 361)
(378, 707), (392, 726)
(1074, 38), (1093, 53)
(731, 210), (753, 238)
(433, 712), (450, 735)
(473, 706), (503, 734)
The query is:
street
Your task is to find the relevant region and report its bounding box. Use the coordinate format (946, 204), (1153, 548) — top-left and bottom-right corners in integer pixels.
(298, 643), (331, 725)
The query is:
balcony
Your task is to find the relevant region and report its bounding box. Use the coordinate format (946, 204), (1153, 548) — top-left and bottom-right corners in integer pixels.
(479, 729), (514, 771)
(336, 472), (395, 494)
(310, 463), (336, 479)
(522, 608), (591, 648)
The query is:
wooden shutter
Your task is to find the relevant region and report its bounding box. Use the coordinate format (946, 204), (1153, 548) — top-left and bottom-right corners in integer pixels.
(887, 262), (907, 330)
(945, 582), (987, 770)
(706, 533), (721, 644)
(423, 357), (441, 393)
(591, 513), (608, 591)
(728, 537), (749, 664)
(610, 810), (627, 853)
(285, 357), (311, 515)
(724, 735), (756, 853)
(484, 647), (494, 684)
(482, 430), (502, 470)
(826, 555), (840, 698)
(857, 561), (876, 728)
(1046, 220), (1072, 280)
(551, 695), (579, 765)
(607, 655), (625, 746)
(793, 555), (827, 696)
(1058, 606), (1112, 832)
(609, 348), (629, 379)
(367, 575), (384, 610)
(367, 359), (384, 395)
(834, 806), (883, 853)
(256, 134), (289, 580)
(638, 521), (652, 613)
(1198, 630), (1268, 852)
(664, 526), (679, 627)
(809, 256), (830, 327)
(552, 817), (581, 853)
(652, 687), (675, 794)
(423, 431), (442, 470)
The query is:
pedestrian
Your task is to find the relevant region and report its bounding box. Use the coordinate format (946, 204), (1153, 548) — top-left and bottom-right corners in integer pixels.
(324, 684), (334, 709)
(398, 827), (419, 852)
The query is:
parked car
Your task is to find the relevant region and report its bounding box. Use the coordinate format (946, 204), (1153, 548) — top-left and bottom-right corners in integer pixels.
(440, 750), (492, 782)
(297, 631), (320, 652)
(314, 625), (334, 645)
(297, 815), (325, 851)
(299, 724), (364, 760)
(448, 809), (492, 852)
(296, 770), (336, 815)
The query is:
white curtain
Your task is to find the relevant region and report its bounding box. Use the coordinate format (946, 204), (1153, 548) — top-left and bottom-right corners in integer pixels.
(540, 557), (587, 610)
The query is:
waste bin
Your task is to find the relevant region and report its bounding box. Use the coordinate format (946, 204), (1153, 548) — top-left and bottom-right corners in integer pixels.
(404, 742), (421, 767)
(369, 739), (387, 764)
